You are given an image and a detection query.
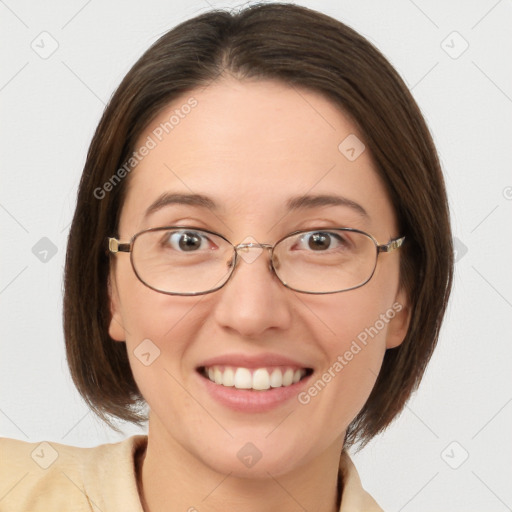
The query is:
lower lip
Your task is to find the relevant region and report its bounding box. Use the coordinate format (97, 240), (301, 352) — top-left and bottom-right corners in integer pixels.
(196, 370), (312, 413)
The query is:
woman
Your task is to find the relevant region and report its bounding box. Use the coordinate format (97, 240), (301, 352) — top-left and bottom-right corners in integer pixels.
(0, 3), (452, 511)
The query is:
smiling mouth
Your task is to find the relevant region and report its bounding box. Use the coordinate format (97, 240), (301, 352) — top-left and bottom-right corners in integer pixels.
(197, 366), (314, 391)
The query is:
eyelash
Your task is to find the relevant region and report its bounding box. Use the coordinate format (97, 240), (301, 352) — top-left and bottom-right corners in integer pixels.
(153, 218), (353, 235)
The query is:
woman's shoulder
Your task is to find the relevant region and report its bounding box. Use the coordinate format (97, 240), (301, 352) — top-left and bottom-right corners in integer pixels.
(339, 451), (384, 512)
(0, 434), (147, 512)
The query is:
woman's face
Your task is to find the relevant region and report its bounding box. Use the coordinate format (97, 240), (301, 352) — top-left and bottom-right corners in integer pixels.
(108, 78), (409, 477)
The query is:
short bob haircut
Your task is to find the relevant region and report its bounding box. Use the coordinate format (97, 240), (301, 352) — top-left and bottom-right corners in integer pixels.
(63, 2), (453, 448)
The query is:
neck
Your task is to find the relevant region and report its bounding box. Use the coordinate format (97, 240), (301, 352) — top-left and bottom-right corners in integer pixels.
(137, 423), (343, 512)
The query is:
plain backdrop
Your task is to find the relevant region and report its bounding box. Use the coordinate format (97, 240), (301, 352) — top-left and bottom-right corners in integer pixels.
(1, 1), (511, 510)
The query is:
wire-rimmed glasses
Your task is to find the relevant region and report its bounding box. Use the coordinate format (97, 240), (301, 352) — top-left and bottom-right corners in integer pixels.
(107, 226), (405, 296)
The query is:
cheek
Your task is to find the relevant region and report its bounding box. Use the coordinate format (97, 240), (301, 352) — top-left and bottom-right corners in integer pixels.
(300, 278), (397, 416)
(116, 257), (199, 342)
(115, 264), (205, 382)
(121, 293), (208, 416)
(316, 270), (397, 356)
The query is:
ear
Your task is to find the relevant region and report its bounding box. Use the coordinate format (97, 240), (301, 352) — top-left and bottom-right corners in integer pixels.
(385, 287), (411, 349)
(107, 271), (127, 342)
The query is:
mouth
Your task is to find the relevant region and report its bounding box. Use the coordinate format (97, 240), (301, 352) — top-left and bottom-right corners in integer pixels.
(197, 365), (314, 391)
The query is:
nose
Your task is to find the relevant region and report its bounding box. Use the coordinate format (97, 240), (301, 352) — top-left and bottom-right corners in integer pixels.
(212, 244), (292, 338)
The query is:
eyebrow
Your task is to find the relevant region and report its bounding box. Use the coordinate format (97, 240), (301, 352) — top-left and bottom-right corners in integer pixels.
(286, 194), (369, 218)
(144, 193), (218, 219)
(143, 192), (369, 219)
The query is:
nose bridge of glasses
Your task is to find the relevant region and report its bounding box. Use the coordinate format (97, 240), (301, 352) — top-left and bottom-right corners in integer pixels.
(234, 242), (273, 252)
(232, 242), (275, 268)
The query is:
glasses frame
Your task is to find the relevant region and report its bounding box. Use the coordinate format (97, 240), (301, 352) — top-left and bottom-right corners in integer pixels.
(107, 226), (405, 296)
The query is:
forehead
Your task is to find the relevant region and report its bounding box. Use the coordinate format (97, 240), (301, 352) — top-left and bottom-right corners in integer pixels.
(119, 78), (396, 238)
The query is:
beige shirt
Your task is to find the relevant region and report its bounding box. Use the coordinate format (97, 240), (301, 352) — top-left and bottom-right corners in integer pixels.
(0, 435), (383, 511)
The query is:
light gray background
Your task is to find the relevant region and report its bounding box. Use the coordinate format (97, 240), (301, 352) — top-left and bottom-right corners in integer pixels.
(1, 0), (511, 510)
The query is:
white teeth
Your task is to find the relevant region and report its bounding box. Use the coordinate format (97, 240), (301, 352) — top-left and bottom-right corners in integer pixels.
(252, 368), (270, 390)
(203, 366), (308, 390)
(282, 368), (294, 386)
(269, 369), (283, 388)
(222, 367), (235, 387)
(234, 368), (252, 389)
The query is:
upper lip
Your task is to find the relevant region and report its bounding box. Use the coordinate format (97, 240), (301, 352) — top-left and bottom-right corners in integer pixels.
(197, 353), (313, 370)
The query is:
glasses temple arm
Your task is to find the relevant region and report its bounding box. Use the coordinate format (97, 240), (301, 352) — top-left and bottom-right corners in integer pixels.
(108, 237), (132, 253)
(377, 236), (405, 253)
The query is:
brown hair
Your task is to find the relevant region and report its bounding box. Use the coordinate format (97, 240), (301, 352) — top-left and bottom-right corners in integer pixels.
(63, 2), (453, 447)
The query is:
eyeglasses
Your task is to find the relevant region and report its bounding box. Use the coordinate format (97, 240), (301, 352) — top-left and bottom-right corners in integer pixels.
(107, 226), (405, 296)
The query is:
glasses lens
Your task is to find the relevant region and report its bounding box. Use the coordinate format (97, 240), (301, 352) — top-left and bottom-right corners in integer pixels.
(132, 228), (234, 294)
(273, 229), (377, 293)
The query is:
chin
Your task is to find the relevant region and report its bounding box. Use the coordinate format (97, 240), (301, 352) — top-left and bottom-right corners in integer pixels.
(188, 429), (314, 479)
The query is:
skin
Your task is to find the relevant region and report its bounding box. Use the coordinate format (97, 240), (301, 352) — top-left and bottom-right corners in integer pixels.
(108, 76), (410, 512)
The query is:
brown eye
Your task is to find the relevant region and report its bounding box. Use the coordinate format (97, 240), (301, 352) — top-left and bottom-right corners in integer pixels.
(295, 231), (350, 252)
(161, 230), (211, 252)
